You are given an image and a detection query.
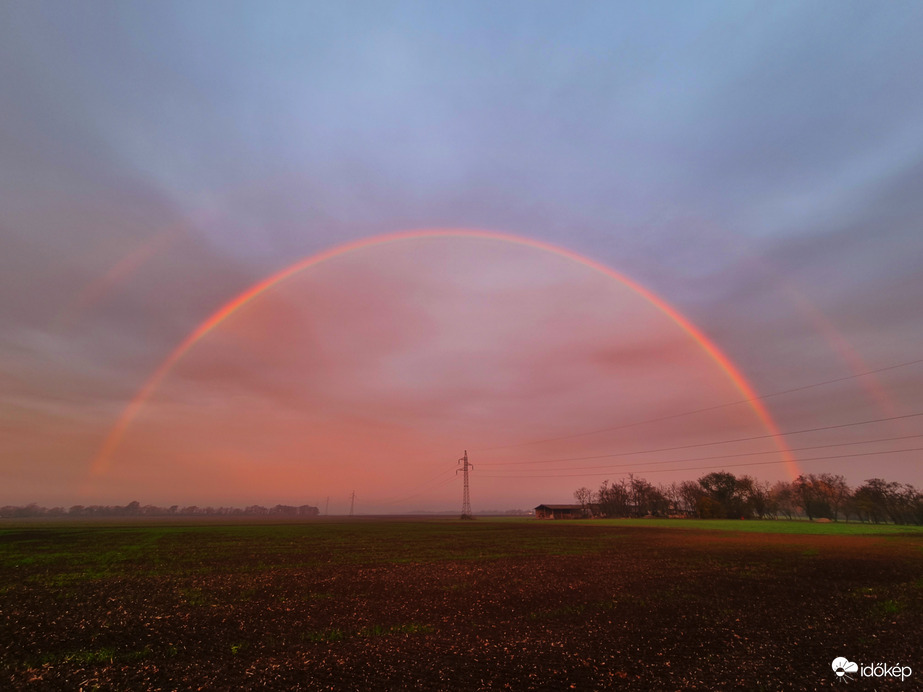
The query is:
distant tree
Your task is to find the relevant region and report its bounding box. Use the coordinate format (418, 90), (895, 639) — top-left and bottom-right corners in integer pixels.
(739, 476), (772, 519)
(769, 481), (796, 520)
(908, 486), (923, 525)
(628, 475), (647, 516)
(820, 474), (851, 521)
(597, 479), (631, 518)
(853, 479), (923, 525)
(590, 477), (675, 517)
(574, 487), (594, 517)
(851, 479), (888, 523)
(698, 471), (747, 518)
(677, 481), (704, 517)
(660, 483), (678, 515)
(12, 503), (44, 518)
(734, 476), (757, 519)
(696, 495), (724, 519)
(893, 483), (921, 525)
(794, 476), (818, 520)
(628, 476), (668, 516)
(792, 473), (851, 521)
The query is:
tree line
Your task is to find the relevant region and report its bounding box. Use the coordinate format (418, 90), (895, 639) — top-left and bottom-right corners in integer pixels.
(0, 500), (319, 519)
(574, 472), (923, 524)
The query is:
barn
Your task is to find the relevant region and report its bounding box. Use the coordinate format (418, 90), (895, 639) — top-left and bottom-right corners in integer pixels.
(534, 504), (588, 519)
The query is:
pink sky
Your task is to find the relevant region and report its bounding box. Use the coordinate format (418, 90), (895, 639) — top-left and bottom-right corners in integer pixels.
(3, 3), (921, 513)
(70, 236), (790, 513)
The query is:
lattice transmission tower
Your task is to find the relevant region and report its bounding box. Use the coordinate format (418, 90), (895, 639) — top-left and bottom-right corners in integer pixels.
(457, 450), (474, 520)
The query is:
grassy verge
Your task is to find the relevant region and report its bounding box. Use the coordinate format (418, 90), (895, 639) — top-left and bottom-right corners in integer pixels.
(583, 517), (923, 535)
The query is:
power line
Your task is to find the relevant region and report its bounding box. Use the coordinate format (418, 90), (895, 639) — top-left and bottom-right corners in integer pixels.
(475, 357), (923, 452)
(477, 447), (923, 479)
(477, 433), (923, 474)
(377, 416), (921, 507)
(378, 466), (458, 506)
(477, 411), (923, 467)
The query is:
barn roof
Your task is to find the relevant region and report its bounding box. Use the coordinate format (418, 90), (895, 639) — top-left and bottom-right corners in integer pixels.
(534, 504), (584, 510)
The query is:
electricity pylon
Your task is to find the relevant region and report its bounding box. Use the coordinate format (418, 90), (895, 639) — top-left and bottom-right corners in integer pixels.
(457, 450), (474, 520)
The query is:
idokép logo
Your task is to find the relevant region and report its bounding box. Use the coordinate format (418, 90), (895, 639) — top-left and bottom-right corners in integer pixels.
(832, 657), (912, 682)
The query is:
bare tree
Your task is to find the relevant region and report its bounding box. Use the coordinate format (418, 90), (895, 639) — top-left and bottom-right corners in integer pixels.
(820, 474), (850, 521)
(677, 481), (704, 517)
(661, 482), (682, 516)
(739, 476), (771, 519)
(769, 481), (795, 519)
(574, 487), (594, 517)
(597, 479), (631, 518)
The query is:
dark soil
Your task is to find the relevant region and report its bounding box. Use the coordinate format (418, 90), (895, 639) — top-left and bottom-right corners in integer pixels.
(1, 521), (921, 690)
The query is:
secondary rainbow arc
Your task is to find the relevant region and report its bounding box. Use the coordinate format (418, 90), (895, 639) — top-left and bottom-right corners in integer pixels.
(89, 228), (799, 479)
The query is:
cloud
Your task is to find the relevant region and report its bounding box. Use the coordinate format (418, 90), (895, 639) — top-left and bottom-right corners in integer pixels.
(2, 3), (922, 505)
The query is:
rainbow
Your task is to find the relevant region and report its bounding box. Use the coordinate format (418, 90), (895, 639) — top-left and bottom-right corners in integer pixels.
(782, 285), (901, 419)
(56, 227), (182, 328)
(89, 228), (799, 478)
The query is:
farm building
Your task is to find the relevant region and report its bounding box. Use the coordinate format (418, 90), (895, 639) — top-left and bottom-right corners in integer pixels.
(534, 504), (588, 520)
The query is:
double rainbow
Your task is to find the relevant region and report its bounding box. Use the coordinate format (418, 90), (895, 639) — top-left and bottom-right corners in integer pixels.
(89, 228), (798, 479)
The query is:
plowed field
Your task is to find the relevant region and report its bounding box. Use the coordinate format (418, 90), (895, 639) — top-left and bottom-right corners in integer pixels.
(2, 520), (920, 690)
